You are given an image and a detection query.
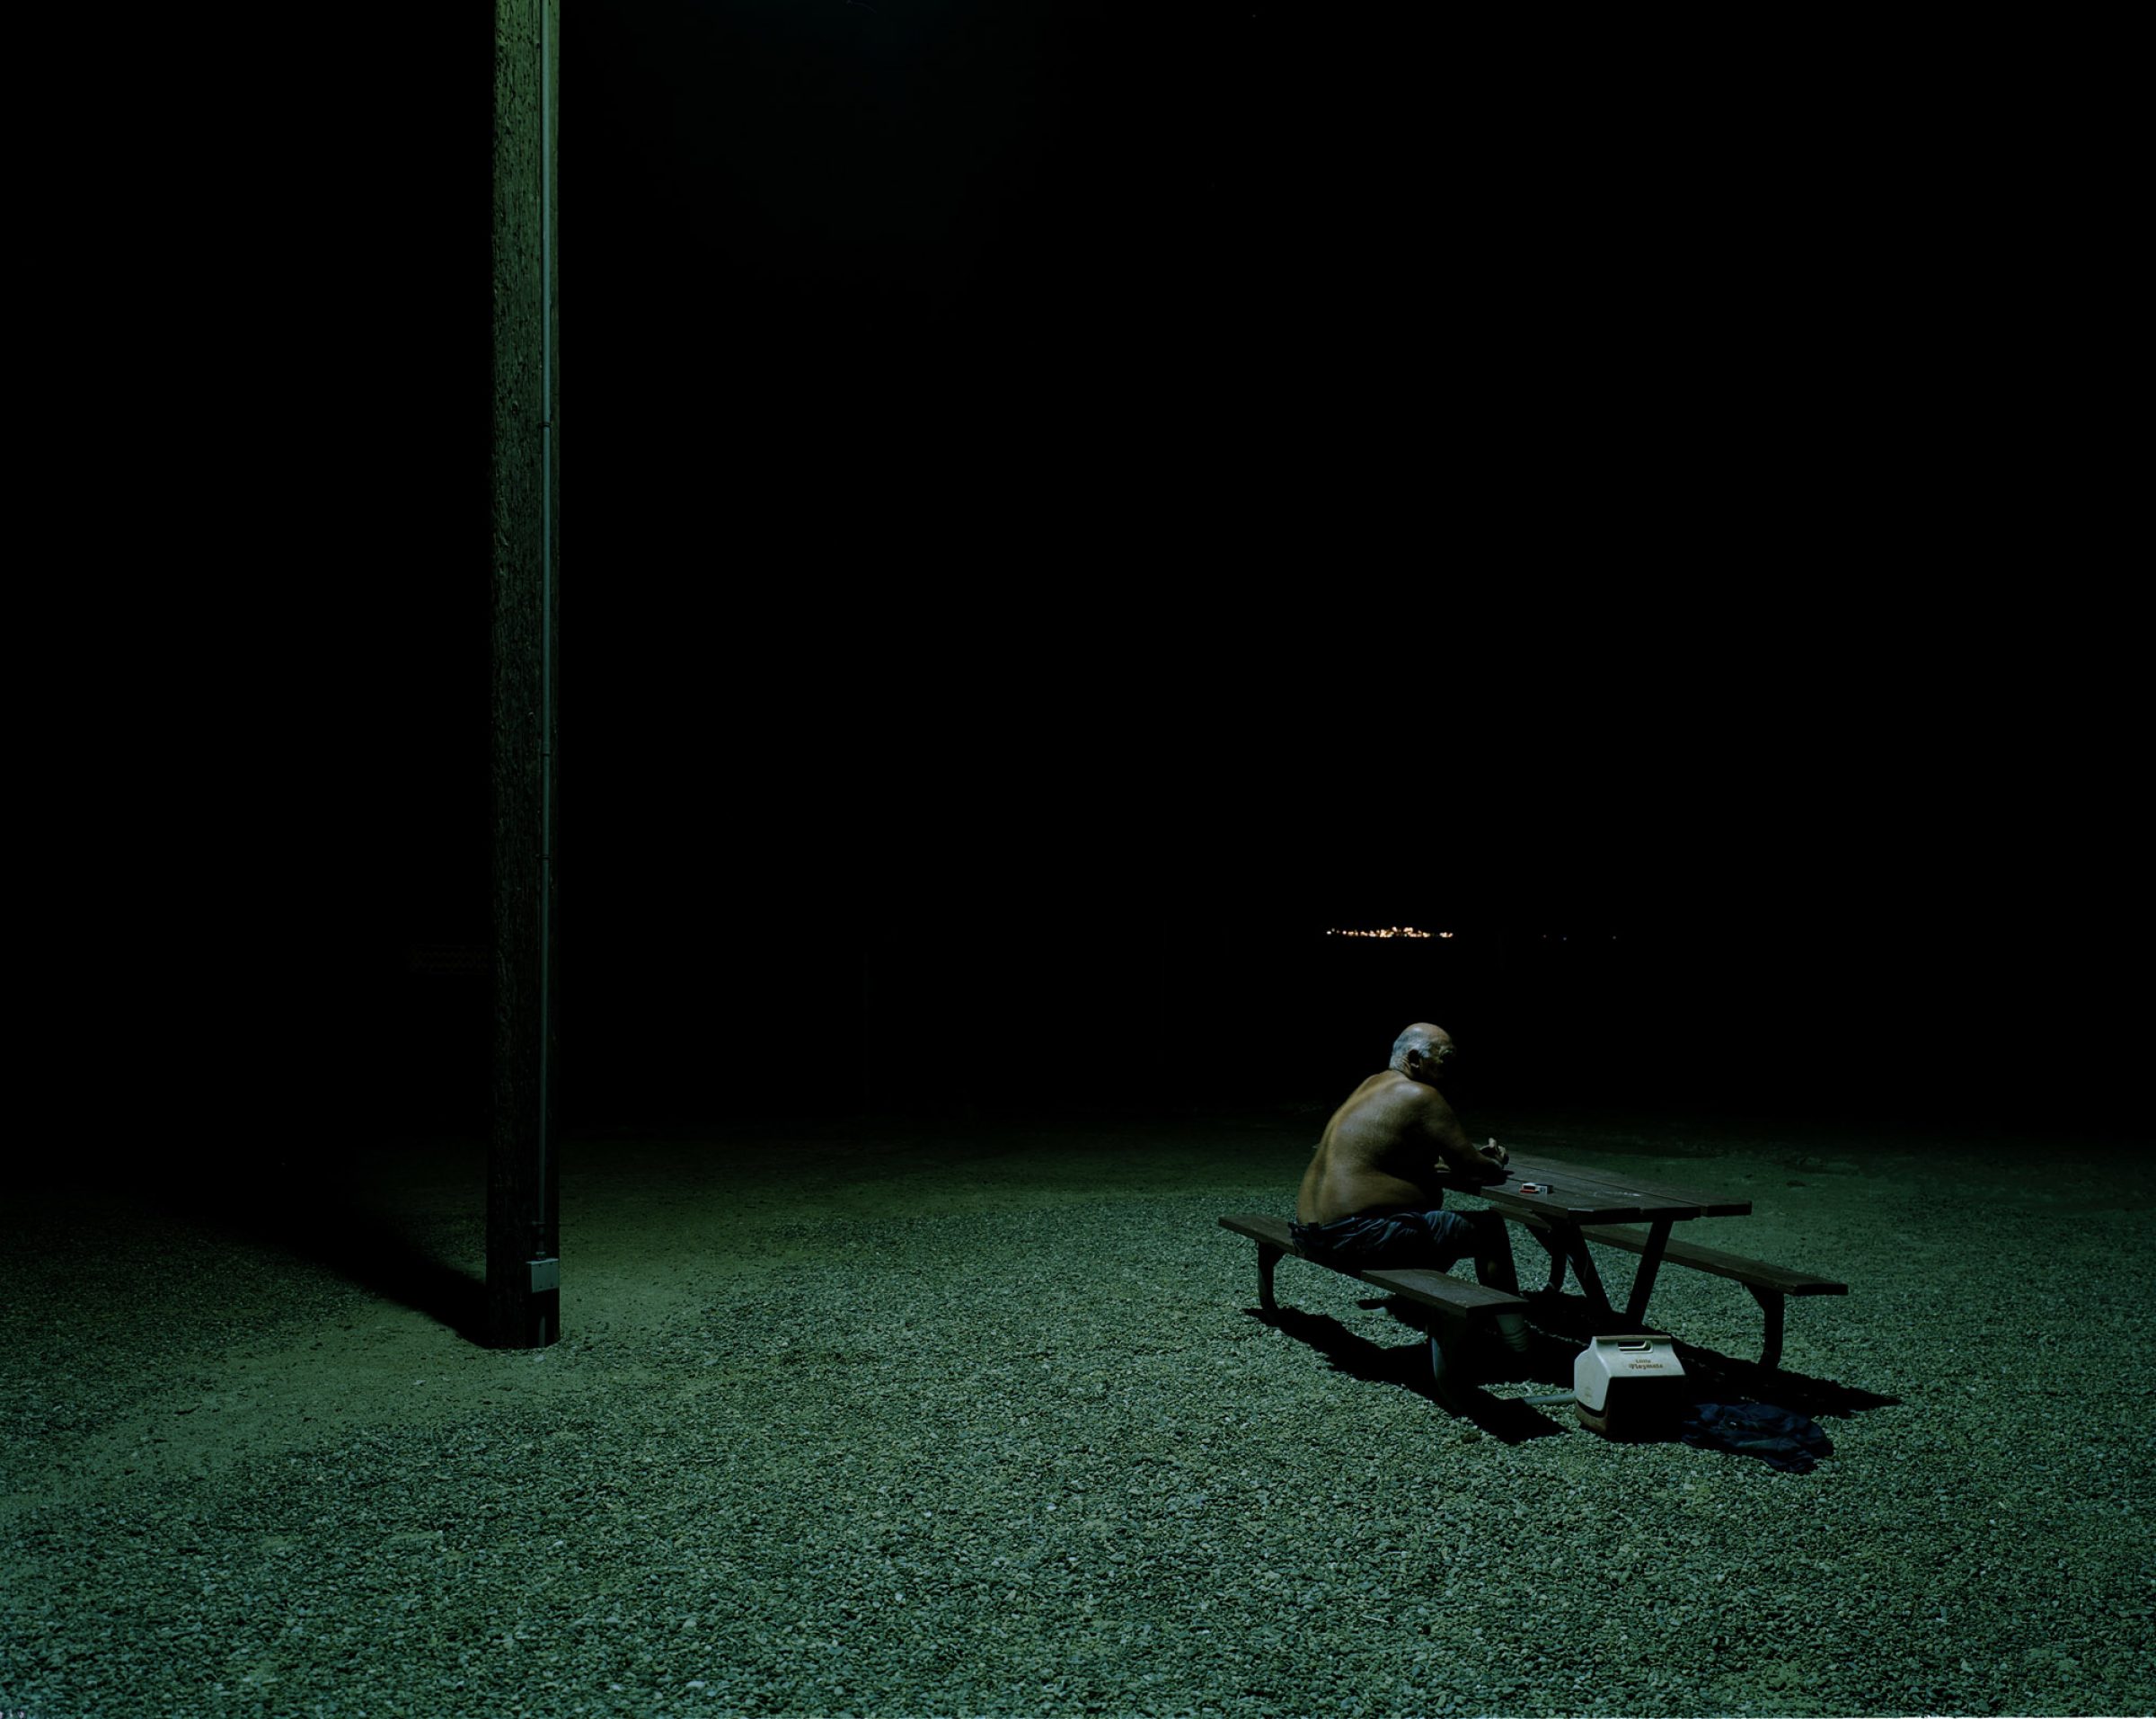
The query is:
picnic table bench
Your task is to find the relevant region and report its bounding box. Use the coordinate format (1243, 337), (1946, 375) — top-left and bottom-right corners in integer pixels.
(1216, 1211), (1528, 1404)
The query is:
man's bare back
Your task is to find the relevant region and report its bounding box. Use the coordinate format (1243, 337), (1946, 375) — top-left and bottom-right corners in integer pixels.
(1295, 1032), (1509, 1224)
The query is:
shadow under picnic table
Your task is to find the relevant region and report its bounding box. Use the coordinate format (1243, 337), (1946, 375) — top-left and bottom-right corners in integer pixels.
(1244, 1285), (1900, 1457)
(1515, 1287), (1903, 1420)
(1244, 1303), (1568, 1445)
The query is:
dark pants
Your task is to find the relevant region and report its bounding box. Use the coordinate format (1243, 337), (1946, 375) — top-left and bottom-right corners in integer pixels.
(1288, 1206), (1523, 1295)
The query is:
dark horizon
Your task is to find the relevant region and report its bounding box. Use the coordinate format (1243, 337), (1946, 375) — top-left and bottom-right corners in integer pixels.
(352, 892), (2134, 1147)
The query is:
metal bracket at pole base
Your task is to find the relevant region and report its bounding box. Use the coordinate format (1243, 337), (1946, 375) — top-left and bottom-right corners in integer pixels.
(483, 1251), (562, 1349)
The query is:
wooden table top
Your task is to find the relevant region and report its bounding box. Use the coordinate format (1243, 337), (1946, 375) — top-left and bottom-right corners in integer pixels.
(1431, 1151), (1754, 1226)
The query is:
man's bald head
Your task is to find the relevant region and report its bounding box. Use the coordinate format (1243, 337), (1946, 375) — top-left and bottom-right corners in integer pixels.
(1390, 1022), (1457, 1084)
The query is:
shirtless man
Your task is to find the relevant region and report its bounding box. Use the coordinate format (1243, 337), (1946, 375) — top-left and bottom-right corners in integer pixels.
(1292, 1023), (1529, 1349)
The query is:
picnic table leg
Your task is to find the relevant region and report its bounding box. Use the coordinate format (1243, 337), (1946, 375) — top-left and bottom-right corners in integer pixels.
(1748, 1286), (1787, 1369)
(1529, 1227), (1569, 1297)
(1257, 1243), (1283, 1315)
(1426, 1316), (1479, 1412)
(1547, 1221), (1615, 1324)
(1621, 1218), (1674, 1326)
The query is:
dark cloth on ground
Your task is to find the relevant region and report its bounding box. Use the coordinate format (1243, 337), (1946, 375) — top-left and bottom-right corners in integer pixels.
(1677, 1402), (1834, 1473)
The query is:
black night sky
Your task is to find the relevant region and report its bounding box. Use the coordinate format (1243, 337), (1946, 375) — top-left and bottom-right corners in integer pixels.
(316, 4), (2135, 1156)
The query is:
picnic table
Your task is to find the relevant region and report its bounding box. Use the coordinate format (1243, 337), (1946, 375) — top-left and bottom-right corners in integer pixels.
(1220, 1148), (1847, 1413)
(1430, 1151), (1845, 1369)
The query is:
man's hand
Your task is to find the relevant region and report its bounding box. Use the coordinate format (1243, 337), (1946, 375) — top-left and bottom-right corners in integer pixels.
(1464, 1139), (1508, 1184)
(1436, 1139), (1508, 1186)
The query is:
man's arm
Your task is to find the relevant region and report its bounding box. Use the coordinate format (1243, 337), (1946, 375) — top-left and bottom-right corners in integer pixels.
(1412, 1085), (1509, 1184)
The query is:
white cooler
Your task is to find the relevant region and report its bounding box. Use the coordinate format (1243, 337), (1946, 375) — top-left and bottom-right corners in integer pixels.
(1574, 1334), (1687, 1435)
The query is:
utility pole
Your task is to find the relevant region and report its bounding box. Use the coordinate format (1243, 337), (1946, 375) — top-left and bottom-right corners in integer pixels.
(489, 0), (561, 1348)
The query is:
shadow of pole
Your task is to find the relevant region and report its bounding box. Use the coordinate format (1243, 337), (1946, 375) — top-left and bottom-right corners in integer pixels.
(142, 1159), (490, 1345)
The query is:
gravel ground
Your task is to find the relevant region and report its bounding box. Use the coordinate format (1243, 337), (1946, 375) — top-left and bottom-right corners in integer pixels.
(4, 1109), (2151, 1718)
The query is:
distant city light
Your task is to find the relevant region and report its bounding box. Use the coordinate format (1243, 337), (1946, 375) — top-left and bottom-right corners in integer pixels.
(1326, 926), (1442, 940)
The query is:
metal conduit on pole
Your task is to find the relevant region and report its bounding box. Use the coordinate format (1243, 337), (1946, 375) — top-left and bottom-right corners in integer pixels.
(489, 0), (561, 1348)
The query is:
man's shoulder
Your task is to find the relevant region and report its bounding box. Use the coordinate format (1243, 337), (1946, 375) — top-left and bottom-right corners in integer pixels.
(1367, 1072), (1444, 1112)
(1339, 1073), (1449, 1139)
(1374, 1077), (1462, 1136)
